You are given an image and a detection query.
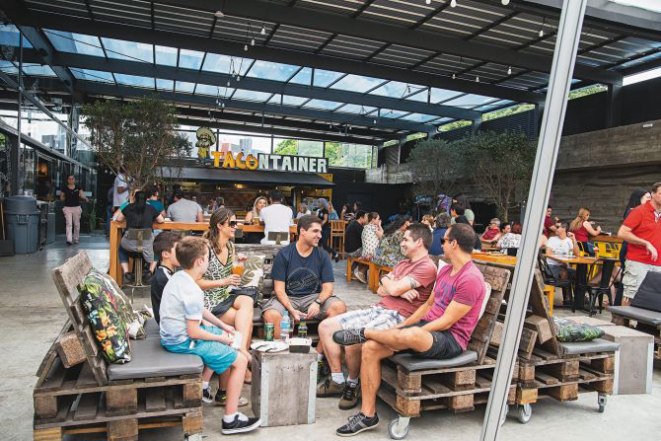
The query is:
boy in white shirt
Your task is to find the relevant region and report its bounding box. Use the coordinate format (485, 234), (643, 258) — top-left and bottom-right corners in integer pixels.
(159, 236), (261, 435)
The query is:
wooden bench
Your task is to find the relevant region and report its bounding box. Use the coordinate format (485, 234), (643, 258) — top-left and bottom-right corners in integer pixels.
(377, 263), (513, 439)
(34, 252), (204, 441)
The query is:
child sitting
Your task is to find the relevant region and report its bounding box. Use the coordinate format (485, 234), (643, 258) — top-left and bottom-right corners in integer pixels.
(151, 232), (181, 325)
(159, 236), (261, 435)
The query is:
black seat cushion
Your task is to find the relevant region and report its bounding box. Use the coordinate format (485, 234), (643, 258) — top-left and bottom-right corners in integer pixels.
(107, 336), (203, 381)
(607, 306), (661, 326)
(631, 272), (661, 312)
(390, 350), (478, 373)
(560, 338), (620, 355)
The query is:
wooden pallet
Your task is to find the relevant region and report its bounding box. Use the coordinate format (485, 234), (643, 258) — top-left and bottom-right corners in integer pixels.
(515, 348), (615, 405)
(610, 314), (661, 361)
(33, 351), (202, 440)
(378, 355), (518, 417)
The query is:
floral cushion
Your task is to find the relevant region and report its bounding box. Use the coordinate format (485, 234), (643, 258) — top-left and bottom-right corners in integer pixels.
(95, 270), (147, 339)
(79, 271), (132, 364)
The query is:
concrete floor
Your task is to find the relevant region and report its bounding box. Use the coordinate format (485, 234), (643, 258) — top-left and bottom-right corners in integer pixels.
(1, 235), (659, 441)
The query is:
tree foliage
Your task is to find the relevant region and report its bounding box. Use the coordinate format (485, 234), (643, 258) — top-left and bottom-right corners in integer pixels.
(458, 131), (536, 222)
(82, 95), (191, 191)
(406, 138), (464, 206)
(274, 138), (298, 155)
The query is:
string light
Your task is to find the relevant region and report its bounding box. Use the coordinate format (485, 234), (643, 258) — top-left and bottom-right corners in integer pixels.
(251, 38), (255, 46)
(475, 76), (480, 83)
(425, 0), (431, 4)
(452, 73), (456, 79)
(261, 25), (266, 35)
(450, 0), (457, 7)
(501, 0), (510, 5)
(539, 17), (545, 38)
(244, 44), (249, 51)
(507, 66), (512, 75)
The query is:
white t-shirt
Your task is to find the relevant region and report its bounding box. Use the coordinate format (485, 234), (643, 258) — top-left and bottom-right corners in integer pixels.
(260, 203), (293, 245)
(112, 174), (129, 207)
(167, 198), (202, 222)
(159, 271), (204, 346)
(546, 236), (574, 266)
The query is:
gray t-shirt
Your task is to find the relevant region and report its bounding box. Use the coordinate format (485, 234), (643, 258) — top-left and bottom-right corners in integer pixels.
(159, 271), (204, 345)
(167, 198), (202, 222)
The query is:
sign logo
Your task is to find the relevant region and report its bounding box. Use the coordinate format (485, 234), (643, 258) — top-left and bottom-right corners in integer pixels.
(196, 127), (216, 160)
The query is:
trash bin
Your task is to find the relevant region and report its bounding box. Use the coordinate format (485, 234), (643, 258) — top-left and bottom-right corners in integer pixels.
(5, 195), (40, 254)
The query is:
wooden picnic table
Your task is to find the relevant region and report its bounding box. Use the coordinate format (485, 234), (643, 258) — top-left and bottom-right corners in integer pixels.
(109, 221), (297, 284)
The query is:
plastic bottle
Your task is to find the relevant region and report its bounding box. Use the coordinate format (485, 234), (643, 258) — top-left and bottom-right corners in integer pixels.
(281, 311), (291, 342)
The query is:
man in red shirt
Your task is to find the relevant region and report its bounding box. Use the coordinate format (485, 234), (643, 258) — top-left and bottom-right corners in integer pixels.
(333, 224), (485, 436)
(316, 223), (437, 410)
(544, 206), (557, 237)
(618, 182), (661, 306)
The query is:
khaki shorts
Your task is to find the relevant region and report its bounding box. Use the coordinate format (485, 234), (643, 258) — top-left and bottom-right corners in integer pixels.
(262, 292), (343, 320)
(622, 259), (661, 299)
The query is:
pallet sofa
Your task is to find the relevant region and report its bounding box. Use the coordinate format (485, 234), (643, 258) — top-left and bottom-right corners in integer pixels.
(34, 252), (204, 441)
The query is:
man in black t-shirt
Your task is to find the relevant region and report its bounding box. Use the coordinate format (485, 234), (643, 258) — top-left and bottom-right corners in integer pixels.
(262, 215), (347, 340)
(344, 210), (367, 254)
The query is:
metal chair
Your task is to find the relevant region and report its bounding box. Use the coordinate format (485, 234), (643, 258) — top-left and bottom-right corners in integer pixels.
(586, 259), (618, 317)
(124, 228), (153, 303)
(537, 251), (574, 311)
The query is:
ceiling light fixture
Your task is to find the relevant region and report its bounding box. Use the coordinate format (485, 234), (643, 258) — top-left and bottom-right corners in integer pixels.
(251, 38), (255, 46)
(426, 0), (431, 4)
(501, 0), (510, 5)
(214, 10), (224, 18)
(450, 0), (457, 7)
(452, 73), (456, 79)
(475, 76), (480, 82)
(539, 17), (545, 38)
(244, 44), (248, 51)
(507, 66), (512, 75)
(261, 25), (266, 35)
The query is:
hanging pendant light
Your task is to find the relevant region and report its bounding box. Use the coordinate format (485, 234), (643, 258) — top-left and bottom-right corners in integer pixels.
(507, 66), (512, 75)
(452, 73), (456, 79)
(450, 0), (457, 7)
(425, 0), (431, 4)
(475, 76), (480, 83)
(501, 0), (510, 5)
(261, 25), (266, 35)
(244, 44), (249, 51)
(251, 38), (255, 46)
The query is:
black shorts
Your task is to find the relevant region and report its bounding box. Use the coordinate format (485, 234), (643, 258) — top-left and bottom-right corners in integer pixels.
(402, 321), (463, 360)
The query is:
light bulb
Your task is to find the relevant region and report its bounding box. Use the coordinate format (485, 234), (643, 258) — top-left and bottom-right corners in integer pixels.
(251, 38), (255, 46)
(227, 80), (231, 86)
(261, 25), (266, 35)
(507, 66), (512, 75)
(501, 0), (510, 5)
(475, 76), (480, 83)
(221, 102), (225, 108)
(539, 28), (544, 38)
(244, 44), (248, 51)
(237, 76), (241, 82)
(373, 119), (377, 124)
(452, 73), (456, 79)
(450, 0), (457, 7)
(426, 0), (431, 4)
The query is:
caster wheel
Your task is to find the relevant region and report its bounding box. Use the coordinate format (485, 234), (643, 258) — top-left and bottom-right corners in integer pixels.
(185, 433), (203, 441)
(598, 393), (607, 413)
(501, 405), (509, 426)
(517, 404), (532, 424)
(388, 417), (411, 440)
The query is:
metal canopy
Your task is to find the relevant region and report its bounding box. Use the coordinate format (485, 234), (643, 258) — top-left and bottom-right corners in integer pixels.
(1, 0), (659, 143)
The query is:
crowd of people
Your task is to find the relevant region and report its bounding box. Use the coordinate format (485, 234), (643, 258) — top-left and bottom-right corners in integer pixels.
(110, 172), (661, 437)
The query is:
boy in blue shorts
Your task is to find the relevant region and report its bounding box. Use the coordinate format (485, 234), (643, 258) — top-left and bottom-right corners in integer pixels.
(159, 236), (261, 435)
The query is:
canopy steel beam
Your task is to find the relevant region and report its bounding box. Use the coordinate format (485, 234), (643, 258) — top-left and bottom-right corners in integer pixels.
(176, 117), (376, 145)
(24, 51), (481, 121)
(6, 9), (545, 104)
(480, 1), (588, 440)
(158, 0), (622, 85)
(76, 81), (432, 133)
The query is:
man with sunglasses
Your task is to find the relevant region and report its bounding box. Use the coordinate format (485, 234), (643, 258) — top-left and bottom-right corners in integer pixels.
(332, 223), (485, 436)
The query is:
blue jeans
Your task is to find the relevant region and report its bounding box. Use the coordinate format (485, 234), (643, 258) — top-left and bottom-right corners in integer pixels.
(162, 325), (237, 375)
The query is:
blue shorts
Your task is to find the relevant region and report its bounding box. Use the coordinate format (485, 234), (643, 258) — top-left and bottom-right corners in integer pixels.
(162, 325), (237, 375)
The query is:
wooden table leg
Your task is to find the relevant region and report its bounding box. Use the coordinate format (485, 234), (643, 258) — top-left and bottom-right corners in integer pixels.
(368, 263), (378, 293)
(109, 221), (121, 284)
(347, 258), (353, 282)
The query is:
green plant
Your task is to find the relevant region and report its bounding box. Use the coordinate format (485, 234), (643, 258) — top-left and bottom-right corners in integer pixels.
(82, 95), (192, 191)
(407, 138), (464, 206)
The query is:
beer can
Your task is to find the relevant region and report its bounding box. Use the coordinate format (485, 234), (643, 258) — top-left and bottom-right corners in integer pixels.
(298, 321), (308, 338)
(265, 323), (274, 341)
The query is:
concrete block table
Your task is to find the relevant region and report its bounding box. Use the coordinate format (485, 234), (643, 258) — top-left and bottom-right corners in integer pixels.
(600, 325), (654, 395)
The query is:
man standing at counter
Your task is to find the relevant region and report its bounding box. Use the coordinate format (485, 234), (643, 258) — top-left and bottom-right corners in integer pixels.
(260, 190), (293, 245)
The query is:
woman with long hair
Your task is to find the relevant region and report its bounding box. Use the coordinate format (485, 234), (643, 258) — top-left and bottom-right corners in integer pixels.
(568, 208), (601, 255)
(317, 198), (339, 261)
(115, 190), (164, 282)
(198, 208), (254, 385)
(360, 212), (383, 260)
(244, 196), (268, 244)
(60, 174), (90, 246)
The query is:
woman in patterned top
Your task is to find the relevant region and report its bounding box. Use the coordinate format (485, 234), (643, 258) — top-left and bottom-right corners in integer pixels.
(361, 212), (383, 259)
(496, 223), (521, 254)
(372, 215), (411, 267)
(198, 208), (254, 382)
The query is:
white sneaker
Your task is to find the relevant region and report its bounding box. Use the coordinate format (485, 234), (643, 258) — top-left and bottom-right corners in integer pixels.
(354, 268), (367, 284)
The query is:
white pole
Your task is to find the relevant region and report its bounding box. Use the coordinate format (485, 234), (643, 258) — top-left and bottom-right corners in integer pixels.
(479, 1), (589, 439)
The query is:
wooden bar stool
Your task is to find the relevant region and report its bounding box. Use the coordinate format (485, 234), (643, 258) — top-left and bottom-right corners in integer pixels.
(330, 220), (345, 258)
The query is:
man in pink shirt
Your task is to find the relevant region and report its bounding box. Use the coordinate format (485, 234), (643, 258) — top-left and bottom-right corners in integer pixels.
(333, 223), (485, 437)
(317, 223), (438, 410)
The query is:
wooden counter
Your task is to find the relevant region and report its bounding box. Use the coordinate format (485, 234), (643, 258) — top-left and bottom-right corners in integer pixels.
(109, 221), (296, 284)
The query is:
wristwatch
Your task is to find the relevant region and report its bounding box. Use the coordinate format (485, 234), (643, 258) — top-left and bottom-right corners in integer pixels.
(314, 299), (323, 306)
